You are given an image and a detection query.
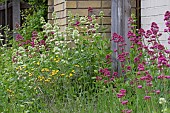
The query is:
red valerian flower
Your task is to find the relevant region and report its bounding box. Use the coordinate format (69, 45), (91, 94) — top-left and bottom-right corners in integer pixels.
(144, 96), (151, 100)
(165, 76), (170, 79)
(117, 93), (125, 98)
(155, 90), (160, 94)
(88, 7), (93, 12)
(138, 64), (145, 71)
(74, 21), (80, 26)
(120, 89), (126, 94)
(16, 34), (23, 42)
(121, 100), (128, 105)
(138, 85), (142, 89)
(157, 44), (165, 50)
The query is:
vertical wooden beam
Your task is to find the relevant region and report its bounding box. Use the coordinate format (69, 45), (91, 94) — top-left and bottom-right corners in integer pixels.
(13, 0), (20, 38)
(123, 0), (131, 53)
(111, 0), (131, 75)
(5, 0), (7, 26)
(111, 0), (120, 73)
(5, 0), (8, 44)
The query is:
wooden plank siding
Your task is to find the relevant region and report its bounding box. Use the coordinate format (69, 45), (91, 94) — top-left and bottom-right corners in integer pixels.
(0, 0), (31, 44)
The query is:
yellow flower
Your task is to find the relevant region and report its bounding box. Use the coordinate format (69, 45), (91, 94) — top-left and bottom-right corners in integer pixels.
(7, 89), (13, 93)
(41, 68), (50, 72)
(41, 68), (45, 72)
(37, 61), (40, 65)
(60, 74), (65, 76)
(55, 59), (60, 63)
(45, 79), (50, 82)
(16, 67), (19, 70)
(25, 70), (28, 73)
(69, 73), (73, 77)
(29, 73), (33, 77)
(72, 70), (75, 73)
(48, 78), (51, 80)
(50, 70), (59, 76)
(16, 66), (22, 71)
(54, 58), (60, 63)
(74, 65), (80, 67)
(45, 68), (50, 72)
(38, 76), (45, 81)
(42, 76), (45, 79)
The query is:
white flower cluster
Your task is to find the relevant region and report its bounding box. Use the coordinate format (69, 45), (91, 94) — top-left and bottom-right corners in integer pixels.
(159, 98), (166, 104)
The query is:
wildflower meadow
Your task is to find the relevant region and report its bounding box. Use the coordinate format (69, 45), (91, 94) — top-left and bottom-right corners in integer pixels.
(0, 10), (170, 113)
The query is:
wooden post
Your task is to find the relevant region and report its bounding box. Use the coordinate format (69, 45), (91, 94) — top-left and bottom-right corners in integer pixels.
(13, 0), (20, 38)
(5, 0), (7, 26)
(123, 0), (131, 53)
(111, 0), (119, 73)
(5, 0), (7, 44)
(111, 0), (131, 75)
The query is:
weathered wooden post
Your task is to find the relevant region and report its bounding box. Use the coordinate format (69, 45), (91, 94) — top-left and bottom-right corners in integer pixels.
(4, 0), (8, 44)
(111, 0), (131, 75)
(111, 0), (119, 73)
(13, 0), (20, 38)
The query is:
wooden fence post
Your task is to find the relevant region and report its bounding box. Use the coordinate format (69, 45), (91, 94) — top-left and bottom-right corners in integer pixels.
(111, 0), (119, 73)
(111, 0), (131, 75)
(13, 0), (20, 38)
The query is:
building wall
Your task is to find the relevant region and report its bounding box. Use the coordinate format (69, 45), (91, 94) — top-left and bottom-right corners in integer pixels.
(141, 0), (170, 49)
(48, 0), (111, 37)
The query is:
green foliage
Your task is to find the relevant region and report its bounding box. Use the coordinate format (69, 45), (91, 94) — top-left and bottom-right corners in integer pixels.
(0, 12), (112, 112)
(16, 0), (47, 40)
(0, 10), (170, 113)
(0, 0), (5, 3)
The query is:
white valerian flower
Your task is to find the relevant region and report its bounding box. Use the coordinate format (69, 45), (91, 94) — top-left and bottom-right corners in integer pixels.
(39, 45), (45, 51)
(40, 54), (46, 59)
(67, 41), (72, 44)
(72, 30), (80, 39)
(54, 25), (60, 32)
(40, 17), (46, 24)
(80, 17), (87, 23)
(18, 46), (25, 53)
(161, 108), (167, 112)
(74, 39), (79, 44)
(94, 23), (100, 29)
(99, 11), (104, 17)
(22, 54), (27, 57)
(53, 46), (61, 52)
(159, 98), (166, 104)
(45, 23), (52, 30)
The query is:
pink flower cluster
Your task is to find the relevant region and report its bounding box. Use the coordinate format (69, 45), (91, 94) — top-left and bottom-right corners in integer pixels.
(96, 68), (115, 83)
(16, 31), (46, 47)
(117, 89), (126, 98)
(116, 89), (132, 112)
